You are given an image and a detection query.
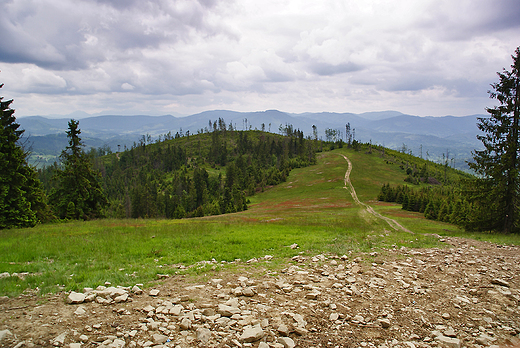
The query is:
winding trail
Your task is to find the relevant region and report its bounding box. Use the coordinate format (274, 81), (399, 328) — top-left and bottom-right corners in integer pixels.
(340, 154), (413, 233)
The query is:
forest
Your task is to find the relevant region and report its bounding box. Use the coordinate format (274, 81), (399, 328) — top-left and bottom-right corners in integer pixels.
(38, 118), (319, 220)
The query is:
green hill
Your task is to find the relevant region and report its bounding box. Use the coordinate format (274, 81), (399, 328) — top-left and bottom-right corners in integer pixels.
(2, 132), (519, 297)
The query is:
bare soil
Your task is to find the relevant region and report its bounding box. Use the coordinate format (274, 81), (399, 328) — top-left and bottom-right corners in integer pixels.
(1, 237), (519, 348)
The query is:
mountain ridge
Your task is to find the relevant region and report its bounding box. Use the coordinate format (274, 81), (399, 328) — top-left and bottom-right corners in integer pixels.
(17, 109), (485, 170)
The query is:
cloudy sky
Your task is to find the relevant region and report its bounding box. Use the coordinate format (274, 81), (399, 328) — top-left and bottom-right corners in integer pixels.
(1, 0), (519, 118)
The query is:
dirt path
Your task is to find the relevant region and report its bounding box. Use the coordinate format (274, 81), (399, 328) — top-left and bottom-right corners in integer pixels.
(340, 154), (413, 233)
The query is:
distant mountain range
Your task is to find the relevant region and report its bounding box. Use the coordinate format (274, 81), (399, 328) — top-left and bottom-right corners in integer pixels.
(17, 110), (484, 170)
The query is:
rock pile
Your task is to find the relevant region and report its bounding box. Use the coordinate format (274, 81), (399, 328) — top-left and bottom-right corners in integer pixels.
(0, 237), (519, 348)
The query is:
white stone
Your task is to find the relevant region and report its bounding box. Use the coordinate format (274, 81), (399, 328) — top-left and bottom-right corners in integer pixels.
(0, 329), (13, 341)
(84, 294), (96, 302)
(114, 293), (129, 303)
(109, 338), (126, 348)
(352, 315), (364, 323)
(211, 279), (223, 285)
(444, 329), (457, 338)
(278, 337), (296, 348)
(170, 304), (183, 315)
(196, 327), (211, 343)
(149, 289), (160, 296)
(53, 332), (68, 346)
(218, 304), (241, 317)
(79, 335), (88, 342)
(180, 318), (192, 330)
(74, 306), (87, 315)
(242, 287), (255, 297)
(96, 286), (127, 298)
(240, 324), (265, 343)
(286, 312), (307, 328)
(277, 324), (290, 336)
(67, 292), (86, 304)
(143, 305), (155, 312)
(329, 312), (340, 321)
(435, 335), (461, 348)
(152, 334), (168, 344)
(131, 285), (143, 294)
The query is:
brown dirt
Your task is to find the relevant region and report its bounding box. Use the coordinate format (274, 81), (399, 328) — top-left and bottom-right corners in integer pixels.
(1, 237), (519, 348)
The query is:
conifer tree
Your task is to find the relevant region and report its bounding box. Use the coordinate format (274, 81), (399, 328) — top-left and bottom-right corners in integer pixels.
(467, 47), (520, 233)
(50, 120), (108, 220)
(0, 84), (50, 228)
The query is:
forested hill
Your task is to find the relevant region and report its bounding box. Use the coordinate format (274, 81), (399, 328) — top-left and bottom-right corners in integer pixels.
(39, 121), (318, 219)
(20, 110), (483, 170)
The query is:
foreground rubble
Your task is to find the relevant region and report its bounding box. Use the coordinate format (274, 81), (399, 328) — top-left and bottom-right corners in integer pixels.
(1, 237), (519, 348)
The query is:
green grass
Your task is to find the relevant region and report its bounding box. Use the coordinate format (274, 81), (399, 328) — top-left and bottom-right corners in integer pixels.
(2, 146), (519, 297)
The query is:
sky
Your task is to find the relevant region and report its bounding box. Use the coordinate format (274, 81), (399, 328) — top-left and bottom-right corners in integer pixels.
(1, 0), (519, 118)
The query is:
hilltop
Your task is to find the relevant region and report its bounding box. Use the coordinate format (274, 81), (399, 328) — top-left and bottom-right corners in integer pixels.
(18, 110), (483, 170)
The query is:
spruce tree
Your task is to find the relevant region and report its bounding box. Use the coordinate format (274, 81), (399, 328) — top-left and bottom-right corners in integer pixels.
(0, 84), (50, 229)
(467, 47), (520, 233)
(50, 119), (108, 220)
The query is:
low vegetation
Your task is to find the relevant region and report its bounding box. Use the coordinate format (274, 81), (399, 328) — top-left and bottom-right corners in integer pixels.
(2, 144), (520, 297)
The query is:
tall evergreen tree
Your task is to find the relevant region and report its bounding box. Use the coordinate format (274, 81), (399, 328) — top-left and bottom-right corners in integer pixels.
(0, 84), (50, 229)
(467, 46), (520, 233)
(50, 120), (108, 220)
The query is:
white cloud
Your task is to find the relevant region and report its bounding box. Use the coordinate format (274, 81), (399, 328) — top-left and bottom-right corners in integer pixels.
(1, 0), (519, 117)
(121, 83), (135, 90)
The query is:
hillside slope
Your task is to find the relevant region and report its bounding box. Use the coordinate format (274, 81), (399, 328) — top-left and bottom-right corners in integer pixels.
(1, 146), (519, 348)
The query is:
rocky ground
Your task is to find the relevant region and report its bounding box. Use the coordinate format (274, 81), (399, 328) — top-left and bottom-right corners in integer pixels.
(1, 237), (519, 348)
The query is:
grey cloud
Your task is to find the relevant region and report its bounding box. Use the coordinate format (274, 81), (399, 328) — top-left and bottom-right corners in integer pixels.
(309, 62), (363, 76)
(381, 74), (435, 92)
(420, 0), (520, 41)
(480, 0), (520, 33)
(91, 0), (141, 10)
(0, 0), (231, 70)
(92, 0), (220, 11)
(2, 0), (519, 118)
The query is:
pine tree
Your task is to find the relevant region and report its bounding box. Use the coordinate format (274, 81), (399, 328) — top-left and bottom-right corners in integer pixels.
(467, 47), (520, 233)
(0, 84), (50, 229)
(50, 120), (108, 220)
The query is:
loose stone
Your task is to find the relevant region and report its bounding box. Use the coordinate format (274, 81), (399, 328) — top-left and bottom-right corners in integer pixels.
(67, 291), (86, 304)
(196, 327), (212, 343)
(435, 335), (461, 348)
(379, 318), (391, 328)
(278, 337), (296, 348)
(240, 324), (265, 343)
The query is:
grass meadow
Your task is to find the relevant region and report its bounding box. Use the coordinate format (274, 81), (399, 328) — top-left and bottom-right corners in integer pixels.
(2, 148), (519, 297)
